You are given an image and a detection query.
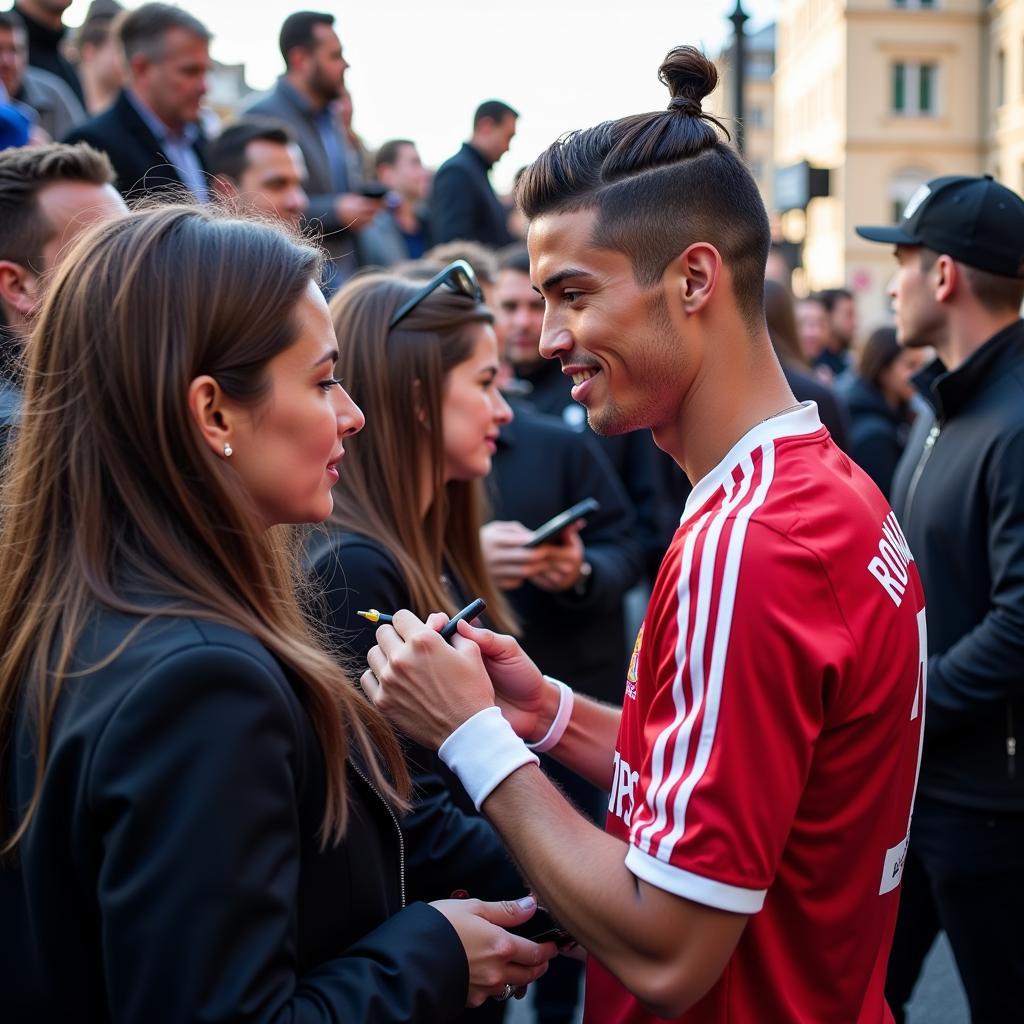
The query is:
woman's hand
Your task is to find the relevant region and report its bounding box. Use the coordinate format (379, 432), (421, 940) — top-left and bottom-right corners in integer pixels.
(430, 895), (557, 1006)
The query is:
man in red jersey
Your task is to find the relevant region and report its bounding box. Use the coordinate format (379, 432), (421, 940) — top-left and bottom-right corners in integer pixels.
(360, 46), (926, 1023)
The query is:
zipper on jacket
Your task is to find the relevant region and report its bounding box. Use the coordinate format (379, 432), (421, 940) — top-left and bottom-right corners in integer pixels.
(350, 760), (406, 908)
(1008, 702), (1017, 782)
(904, 424), (940, 522)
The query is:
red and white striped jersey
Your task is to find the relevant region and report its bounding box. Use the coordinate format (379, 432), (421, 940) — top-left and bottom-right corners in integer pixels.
(585, 404), (927, 1024)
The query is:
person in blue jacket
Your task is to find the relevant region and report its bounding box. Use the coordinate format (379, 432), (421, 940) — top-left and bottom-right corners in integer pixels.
(0, 207), (554, 1022)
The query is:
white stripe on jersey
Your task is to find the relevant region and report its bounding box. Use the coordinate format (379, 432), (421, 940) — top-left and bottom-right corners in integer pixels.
(654, 441), (776, 862)
(634, 456), (756, 856)
(634, 443), (776, 861)
(632, 505), (716, 855)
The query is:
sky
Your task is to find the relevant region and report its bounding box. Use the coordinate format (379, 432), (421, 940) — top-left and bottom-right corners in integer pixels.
(65, 0), (779, 190)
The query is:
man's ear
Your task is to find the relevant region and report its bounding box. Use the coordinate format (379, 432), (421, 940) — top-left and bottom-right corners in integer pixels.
(933, 254), (958, 304)
(187, 373), (236, 458)
(665, 242), (722, 317)
(128, 52), (152, 85)
(0, 260), (40, 323)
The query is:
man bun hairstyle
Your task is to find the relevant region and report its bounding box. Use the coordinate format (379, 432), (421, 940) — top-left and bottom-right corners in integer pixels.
(517, 45), (769, 330)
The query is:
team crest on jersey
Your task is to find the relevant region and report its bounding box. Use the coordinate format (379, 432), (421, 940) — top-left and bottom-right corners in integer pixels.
(625, 624), (643, 700)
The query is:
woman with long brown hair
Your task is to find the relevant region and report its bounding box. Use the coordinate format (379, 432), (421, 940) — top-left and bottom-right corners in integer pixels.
(307, 265), (534, 1015)
(763, 277), (851, 451)
(313, 262), (520, 647)
(0, 208), (552, 1021)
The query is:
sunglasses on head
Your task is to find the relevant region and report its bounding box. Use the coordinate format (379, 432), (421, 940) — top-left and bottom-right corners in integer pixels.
(389, 260), (484, 329)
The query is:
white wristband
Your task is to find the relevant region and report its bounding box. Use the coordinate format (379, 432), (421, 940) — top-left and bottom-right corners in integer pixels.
(439, 707), (539, 811)
(527, 677), (574, 753)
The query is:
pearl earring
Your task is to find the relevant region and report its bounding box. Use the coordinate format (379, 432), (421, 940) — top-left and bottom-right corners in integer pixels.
(223, 443), (233, 457)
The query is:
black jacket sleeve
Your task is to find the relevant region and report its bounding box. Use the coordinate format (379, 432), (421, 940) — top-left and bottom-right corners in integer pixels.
(553, 430), (644, 614)
(431, 163), (477, 244)
(851, 423), (903, 499)
(927, 425), (1024, 737)
(88, 643), (467, 1023)
(309, 537), (524, 904)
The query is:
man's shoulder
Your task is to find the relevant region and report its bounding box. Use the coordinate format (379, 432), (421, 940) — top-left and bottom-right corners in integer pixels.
(242, 81), (298, 120)
(22, 66), (73, 106)
(435, 147), (478, 180)
(62, 92), (132, 145)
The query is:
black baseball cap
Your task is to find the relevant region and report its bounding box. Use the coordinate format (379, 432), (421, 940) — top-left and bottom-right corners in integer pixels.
(856, 174), (1024, 278)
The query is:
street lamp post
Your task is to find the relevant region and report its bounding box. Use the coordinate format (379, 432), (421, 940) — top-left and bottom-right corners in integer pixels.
(729, 0), (749, 157)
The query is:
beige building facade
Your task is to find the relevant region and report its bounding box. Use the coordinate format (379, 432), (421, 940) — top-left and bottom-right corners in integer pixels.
(774, 0), (1024, 328)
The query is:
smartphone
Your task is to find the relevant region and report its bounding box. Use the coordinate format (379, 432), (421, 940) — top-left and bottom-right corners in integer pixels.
(507, 906), (572, 945)
(523, 498), (600, 549)
(358, 182), (389, 199)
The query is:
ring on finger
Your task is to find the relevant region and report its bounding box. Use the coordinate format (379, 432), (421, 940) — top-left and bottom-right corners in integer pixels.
(493, 983), (514, 1002)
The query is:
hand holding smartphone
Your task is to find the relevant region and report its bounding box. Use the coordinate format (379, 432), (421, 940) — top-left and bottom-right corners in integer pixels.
(523, 499), (600, 549)
(506, 905), (573, 945)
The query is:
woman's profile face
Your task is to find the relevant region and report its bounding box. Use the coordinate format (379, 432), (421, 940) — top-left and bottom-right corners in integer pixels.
(229, 281), (364, 526)
(441, 323), (512, 483)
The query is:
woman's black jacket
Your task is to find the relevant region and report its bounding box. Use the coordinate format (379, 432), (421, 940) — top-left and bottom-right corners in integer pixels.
(0, 609), (468, 1022)
(306, 530), (525, 898)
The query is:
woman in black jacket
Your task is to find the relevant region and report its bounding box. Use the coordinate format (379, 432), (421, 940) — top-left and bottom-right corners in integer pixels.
(307, 268), (539, 977)
(0, 209), (552, 1023)
(837, 327), (923, 498)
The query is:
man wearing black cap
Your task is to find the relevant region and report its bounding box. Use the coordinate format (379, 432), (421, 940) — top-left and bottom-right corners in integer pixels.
(857, 175), (1024, 1023)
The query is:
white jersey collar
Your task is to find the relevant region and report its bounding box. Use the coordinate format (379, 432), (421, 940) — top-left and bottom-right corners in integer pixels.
(681, 401), (823, 525)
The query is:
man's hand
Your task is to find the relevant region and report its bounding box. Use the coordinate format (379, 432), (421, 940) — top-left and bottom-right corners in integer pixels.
(334, 192), (381, 231)
(531, 522), (586, 593)
(362, 610), (496, 748)
(453, 619), (560, 742)
(480, 521), (552, 590)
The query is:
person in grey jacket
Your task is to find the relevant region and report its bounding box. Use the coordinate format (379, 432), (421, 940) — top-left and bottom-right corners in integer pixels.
(857, 174), (1024, 1024)
(244, 10), (380, 289)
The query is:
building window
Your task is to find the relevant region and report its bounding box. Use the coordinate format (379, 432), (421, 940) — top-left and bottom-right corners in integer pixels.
(749, 105), (765, 128)
(892, 62), (939, 115)
(997, 49), (1006, 106)
(892, 0), (937, 7)
(750, 159), (763, 180)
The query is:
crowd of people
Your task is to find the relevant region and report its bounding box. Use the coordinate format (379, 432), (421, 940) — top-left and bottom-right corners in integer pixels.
(1, 4), (1023, 1024)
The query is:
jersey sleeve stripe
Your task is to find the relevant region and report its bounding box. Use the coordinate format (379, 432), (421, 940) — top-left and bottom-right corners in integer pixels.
(633, 453), (764, 855)
(630, 506), (714, 851)
(624, 844), (767, 913)
(653, 441), (777, 862)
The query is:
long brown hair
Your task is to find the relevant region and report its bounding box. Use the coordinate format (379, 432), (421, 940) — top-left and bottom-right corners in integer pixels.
(0, 206), (408, 853)
(764, 279), (810, 370)
(327, 273), (517, 634)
